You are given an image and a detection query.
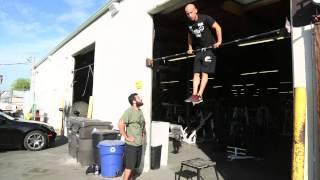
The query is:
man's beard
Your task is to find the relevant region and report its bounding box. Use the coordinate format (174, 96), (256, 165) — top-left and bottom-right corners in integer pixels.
(136, 101), (144, 107)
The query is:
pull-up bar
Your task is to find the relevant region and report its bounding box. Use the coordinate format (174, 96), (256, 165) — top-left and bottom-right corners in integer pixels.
(146, 28), (288, 68)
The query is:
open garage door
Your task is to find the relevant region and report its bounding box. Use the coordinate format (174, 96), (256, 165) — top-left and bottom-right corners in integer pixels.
(151, 0), (292, 179)
(71, 44), (95, 117)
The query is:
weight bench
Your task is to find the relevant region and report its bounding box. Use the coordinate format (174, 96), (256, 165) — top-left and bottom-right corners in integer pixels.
(176, 158), (218, 180)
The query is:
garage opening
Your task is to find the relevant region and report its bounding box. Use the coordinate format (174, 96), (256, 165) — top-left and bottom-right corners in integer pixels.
(151, 0), (292, 179)
(72, 44), (95, 116)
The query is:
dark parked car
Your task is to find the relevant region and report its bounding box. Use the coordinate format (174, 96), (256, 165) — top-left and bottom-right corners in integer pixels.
(0, 112), (56, 151)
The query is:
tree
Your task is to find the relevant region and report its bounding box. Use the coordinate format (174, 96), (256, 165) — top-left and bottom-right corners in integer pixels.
(11, 78), (30, 91)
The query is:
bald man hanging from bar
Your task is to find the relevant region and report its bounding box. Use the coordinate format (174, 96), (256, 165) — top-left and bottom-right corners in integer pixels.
(184, 3), (222, 105)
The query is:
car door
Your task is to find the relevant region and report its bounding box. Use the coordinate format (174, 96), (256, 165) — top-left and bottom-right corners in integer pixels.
(0, 114), (24, 148)
(0, 115), (10, 146)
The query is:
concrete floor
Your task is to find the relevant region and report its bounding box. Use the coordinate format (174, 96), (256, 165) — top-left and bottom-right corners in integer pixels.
(0, 136), (290, 180)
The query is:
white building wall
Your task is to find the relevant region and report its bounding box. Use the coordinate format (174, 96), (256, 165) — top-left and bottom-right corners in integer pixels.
(93, 2), (153, 125)
(93, 0), (154, 172)
(32, 54), (74, 129)
(292, 24), (315, 180)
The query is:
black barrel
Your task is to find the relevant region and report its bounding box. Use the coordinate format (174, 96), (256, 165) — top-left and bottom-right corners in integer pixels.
(151, 145), (162, 169)
(78, 139), (94, 166)
(92, 130), (121, 165)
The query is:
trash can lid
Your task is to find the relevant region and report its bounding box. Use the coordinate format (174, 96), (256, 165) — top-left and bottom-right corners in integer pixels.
(98, 140), (125, 147)
(92, 129), (119, 134)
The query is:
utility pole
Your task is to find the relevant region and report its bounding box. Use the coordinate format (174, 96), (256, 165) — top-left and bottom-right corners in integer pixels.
(28, 56), (37, 121)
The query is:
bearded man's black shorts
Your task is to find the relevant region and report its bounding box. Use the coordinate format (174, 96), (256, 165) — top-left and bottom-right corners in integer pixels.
(124, 144), (142, 170)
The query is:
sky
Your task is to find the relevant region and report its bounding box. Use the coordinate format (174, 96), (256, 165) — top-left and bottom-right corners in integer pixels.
(0, 0), (107, 90)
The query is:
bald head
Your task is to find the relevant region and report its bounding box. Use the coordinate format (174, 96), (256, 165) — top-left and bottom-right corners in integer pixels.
(185, 3), (196, 10)
(185, 4), (198, 21)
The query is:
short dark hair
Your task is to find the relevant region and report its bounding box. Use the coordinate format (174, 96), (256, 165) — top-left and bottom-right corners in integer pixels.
(128, 93), (138, 105)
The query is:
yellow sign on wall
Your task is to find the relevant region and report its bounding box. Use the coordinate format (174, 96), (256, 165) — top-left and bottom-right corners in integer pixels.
(135, 80), (143, 90)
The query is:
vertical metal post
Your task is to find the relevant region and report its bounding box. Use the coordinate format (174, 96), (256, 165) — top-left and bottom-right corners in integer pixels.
(31, 57), (36, 121)
(313, 22), (320, 180)
(292, 87), (306, 180)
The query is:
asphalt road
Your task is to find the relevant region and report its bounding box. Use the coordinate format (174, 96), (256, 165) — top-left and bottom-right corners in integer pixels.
(0, 136), (222, 180)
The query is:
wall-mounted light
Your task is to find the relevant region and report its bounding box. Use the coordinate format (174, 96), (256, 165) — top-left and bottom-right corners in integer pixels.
(160, 81), (179, 84)
(245, 84), (254, 86)
(259, 70), (279, 74)
(233, 0), (261, 5)
(240, 72), (258, 76)
(238, 36), (286, 47)
(280, 81), (292, 84)
(232, 84), (244, 87)
(279, 91), (291, 94)
(110, 2), (120, 17)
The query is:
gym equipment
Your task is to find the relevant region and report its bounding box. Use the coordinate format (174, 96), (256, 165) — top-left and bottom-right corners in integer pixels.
(176, 158), (217, 180)
(169, 112), (213, 144)
(227, 146), (255, 160)
(146, 28), (287, 68)
(169, 124), (195, 144)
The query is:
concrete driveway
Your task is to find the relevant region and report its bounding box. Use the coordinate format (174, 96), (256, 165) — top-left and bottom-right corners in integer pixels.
(0, 136), (222, 180)
(0, 136), (103, 180)
(0, 134), (291, 180)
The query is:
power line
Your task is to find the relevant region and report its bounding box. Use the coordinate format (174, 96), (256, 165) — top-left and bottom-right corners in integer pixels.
(0, 57), (33, 66)
(0, 62), (31, 65)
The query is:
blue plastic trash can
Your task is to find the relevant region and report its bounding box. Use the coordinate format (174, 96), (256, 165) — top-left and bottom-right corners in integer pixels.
(97, 140), (125, 177)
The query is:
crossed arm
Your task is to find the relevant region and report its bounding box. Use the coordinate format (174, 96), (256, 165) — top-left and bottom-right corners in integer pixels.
(118, 120), (134, 142)
(118, 119), (146, 142)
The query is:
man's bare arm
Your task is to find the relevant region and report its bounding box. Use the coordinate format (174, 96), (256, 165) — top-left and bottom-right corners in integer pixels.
(187, 33), (193, 54)
(212, 21), (222, 48)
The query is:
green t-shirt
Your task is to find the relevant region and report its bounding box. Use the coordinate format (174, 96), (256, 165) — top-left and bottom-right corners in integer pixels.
(120, 107), (145, 146)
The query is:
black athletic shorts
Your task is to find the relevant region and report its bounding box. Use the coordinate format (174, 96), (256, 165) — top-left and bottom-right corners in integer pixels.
(124, 144), (142, 170)
(194, 50), (216, 74)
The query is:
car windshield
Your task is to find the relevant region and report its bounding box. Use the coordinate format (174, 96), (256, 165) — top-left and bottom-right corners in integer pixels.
(0, 112), (15, 120)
